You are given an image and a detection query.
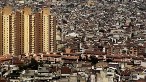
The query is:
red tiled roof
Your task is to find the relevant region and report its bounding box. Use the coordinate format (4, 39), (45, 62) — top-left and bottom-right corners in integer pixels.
(50, 66), (60, 72)
(12, 57), (24, 65)
(113, 59), (122, 62)
(61, 67), (71, 74)
(63, 53), (81, 55)
(36, 54), (42, 56)
(134, 67), (145, 72)
(132, 57), (144, 60)
(107, 54), (139, 58)
(0, 57), (11, 62)
(43, 54), (61, 57)
(107, 55), (123, 58)
(84, 50), (105, 55)
(13, 61), (23, 65)
(62, 56), (79, 60)
(63, 60), (75, 64)
(121, 69), (131, 76)
(98, 56), (104, 59)
(0, 78), (7, 82)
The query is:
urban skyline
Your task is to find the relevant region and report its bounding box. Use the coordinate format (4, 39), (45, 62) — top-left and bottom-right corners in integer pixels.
(0, 0), (146, 82)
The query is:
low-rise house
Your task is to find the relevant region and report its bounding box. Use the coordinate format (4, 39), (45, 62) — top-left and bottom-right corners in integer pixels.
(95, 62), (108, 68)
(108, 62), (120, 69)
(79, 63), (92, 71)
(2, 65), (18, 73)
(133, 56), (144, 65)
(21, 70), (37, 82)
(130, 67), (146, 81)
(69, 75), (78, 82)
(110, 29), (125, 34)
(120, 69), (131, 81)
(83, 49), (106, 61)
(0, 56), (12, 67)
(106, 67), (116, 77)
(37, 67), (50, 76)
(0, 78), (7, 82)
(131, 73), (145, 81)
(136, 78), (146, 82)
(62, 56), (79, 65)
(49, 66), (60, 75)
(36, 67), (52, 81)
(107, 54), (132, 70)
(43, 53), (62, 63)
(57, 78), (69, 82)
(7, 70), (21, 82)
(60, 66), (71, 77)
(12, 57), (24, 66)
(141, 60), (146, 67)
(34, 54), (43, 61)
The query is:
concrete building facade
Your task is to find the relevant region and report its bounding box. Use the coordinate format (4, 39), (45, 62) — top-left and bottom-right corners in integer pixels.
(0, 6), (56, 55)
(0, 6), (13, 55)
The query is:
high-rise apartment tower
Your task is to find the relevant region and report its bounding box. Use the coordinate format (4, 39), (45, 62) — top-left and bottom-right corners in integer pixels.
(0, 6), (56, 55)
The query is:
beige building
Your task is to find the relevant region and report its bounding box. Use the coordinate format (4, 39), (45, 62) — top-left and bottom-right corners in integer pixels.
(15, 7), (32, 55)
(35, 7), (57, 53)
(42, 8), (50, 52)
(49, 15), (57, 52)
(3, 6), (11, 54)
(0, 6), (14, 55)
(0, 6), (57, 55)
(0, 8), (2, 55)
(23, 7), (31, 54)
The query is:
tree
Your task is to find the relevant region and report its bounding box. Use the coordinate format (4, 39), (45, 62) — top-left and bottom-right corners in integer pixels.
(18, 64), (27, 70)
(38, 60), (44, 67)
(78, 56), (82, 61)
(90, 56), (99, 65)
(131, 33), (134, 37)
(28, 58), (38, 70)
(45, 60), (51, 64)
(106, 59), (113, 62)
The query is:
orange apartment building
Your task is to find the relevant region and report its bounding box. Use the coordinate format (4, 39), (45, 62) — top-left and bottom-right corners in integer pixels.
(0, 5), (57, 55)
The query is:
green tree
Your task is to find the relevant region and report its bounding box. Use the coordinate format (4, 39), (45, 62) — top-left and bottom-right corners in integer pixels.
(28, 58), (38, 70)
(90, 56), (99, 65)
(18, 64), (27, 70)
(38, 60), (44, 67)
